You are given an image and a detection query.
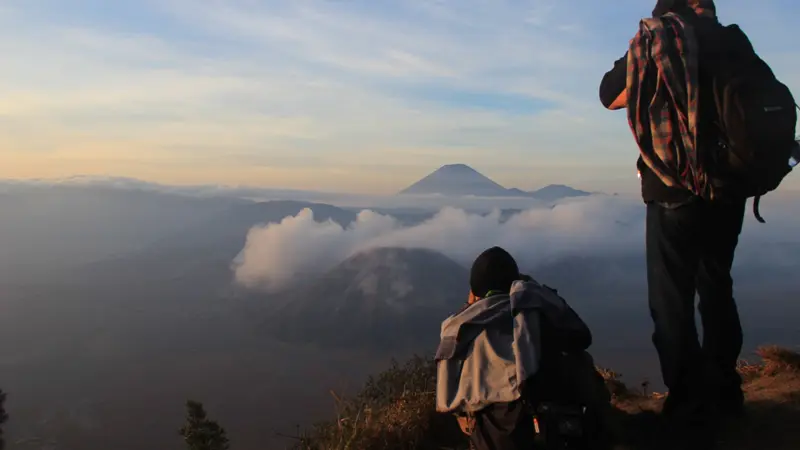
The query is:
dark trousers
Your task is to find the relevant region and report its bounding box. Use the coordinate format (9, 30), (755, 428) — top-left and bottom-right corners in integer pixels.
(470, 401), (535, 450)
(645, 199), (746, 417)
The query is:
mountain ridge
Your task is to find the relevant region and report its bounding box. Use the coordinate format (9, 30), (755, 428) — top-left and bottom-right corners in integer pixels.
(399, 164), (592, 199)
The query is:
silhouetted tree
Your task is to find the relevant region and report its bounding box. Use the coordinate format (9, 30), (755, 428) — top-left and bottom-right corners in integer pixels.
(179, 400), (229, 450)
(0, 389), (8, 450)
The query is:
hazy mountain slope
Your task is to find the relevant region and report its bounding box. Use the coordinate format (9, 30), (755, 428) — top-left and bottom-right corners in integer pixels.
(79, 201), (359, 286)
(147, 200), (356, 254)
(0, 185), (241, 285)
(264, 247), (468, 350)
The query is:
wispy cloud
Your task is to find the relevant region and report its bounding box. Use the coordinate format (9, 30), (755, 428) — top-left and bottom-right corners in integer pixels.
(1, 0), (799, 193)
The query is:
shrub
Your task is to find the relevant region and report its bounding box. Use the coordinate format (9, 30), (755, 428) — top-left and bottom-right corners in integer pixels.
(292, 355), (465, 450)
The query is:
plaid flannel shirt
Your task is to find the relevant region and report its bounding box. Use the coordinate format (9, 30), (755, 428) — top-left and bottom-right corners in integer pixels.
(625, 13), (713, 200)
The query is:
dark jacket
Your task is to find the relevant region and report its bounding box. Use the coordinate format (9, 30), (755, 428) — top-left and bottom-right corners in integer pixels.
(599, 12), (730, 204)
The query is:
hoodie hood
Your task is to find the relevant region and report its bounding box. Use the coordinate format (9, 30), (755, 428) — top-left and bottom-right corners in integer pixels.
(435, 278), (594, 414)
(434, 280), (542, 412)
(435, 279), (563, 362)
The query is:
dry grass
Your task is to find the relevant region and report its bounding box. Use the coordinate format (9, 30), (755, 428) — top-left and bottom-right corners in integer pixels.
(597, 367), (631, 399)
(288, 356), (466, 450)
(291, 347), (800, 450)
(756, 345), (800, 376)
(608, 346), (800, 450)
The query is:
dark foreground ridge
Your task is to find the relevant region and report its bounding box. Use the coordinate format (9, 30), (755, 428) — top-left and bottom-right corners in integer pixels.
(287, 346), (800, 450)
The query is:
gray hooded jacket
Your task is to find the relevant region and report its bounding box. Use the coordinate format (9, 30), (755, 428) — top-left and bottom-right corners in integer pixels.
(435, 279), (585, 414)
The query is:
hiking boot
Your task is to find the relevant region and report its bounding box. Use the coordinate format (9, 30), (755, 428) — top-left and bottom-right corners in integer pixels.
(660, 392), (707, 422)
(712, 371), (745, 416)
(663, 418), (718, 450)
(660, 396), (720, 449)
(716, 399), (745, 421)
(660, 391), (688, 419)
(715, 389), (745, 419)
(682, 433), (717, 450)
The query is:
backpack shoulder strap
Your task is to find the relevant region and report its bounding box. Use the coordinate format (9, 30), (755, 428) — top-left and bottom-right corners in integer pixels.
(754, 103), (800, 224)
(753, 196), (765, 224)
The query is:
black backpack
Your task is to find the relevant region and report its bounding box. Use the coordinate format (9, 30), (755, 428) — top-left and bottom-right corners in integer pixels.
(522, 351), (614, 450)
(710, 24), (798, 222)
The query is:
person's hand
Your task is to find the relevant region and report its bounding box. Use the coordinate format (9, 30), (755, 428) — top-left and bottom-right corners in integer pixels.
(608, 91), (627, 110)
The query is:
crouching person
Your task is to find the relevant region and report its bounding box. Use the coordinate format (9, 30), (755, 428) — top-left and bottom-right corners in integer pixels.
(435, 247), (614, 450)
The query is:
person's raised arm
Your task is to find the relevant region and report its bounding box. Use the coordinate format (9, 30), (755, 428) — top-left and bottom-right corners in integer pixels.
(599, 51), (628, 110)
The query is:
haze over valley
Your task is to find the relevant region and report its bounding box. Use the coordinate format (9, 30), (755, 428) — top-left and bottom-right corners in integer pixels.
(2, 165), (800, 449)
(3, 0), (800, 448)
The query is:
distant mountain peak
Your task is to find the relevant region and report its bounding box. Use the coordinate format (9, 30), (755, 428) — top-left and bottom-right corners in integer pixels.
(399, 164), (509, 197)
(399, 164), (594, 200)
(527, 184), (591, 201)
(436, 163), (480, 172)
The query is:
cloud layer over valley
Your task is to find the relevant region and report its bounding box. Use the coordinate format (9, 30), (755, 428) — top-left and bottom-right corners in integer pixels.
(233, 194), (800, 292)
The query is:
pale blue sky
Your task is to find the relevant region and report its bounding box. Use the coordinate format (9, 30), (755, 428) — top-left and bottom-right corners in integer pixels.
(1, 0), (798, 193)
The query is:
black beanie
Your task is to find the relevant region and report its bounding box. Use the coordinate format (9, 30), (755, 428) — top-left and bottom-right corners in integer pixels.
(653, 0), (686, 17)
(469, 247), (520, 298)
(653, 0), (715, 17)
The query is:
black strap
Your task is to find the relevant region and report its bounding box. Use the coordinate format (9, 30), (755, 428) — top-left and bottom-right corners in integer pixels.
(753, 104), (798, 224)
(753, 195), (766, 223)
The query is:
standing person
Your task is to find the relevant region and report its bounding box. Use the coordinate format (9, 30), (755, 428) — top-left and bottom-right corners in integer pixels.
(600, 0), (798, 446)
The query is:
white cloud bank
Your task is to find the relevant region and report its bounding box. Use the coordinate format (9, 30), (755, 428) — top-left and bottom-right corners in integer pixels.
(233, 194), (800, 292)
